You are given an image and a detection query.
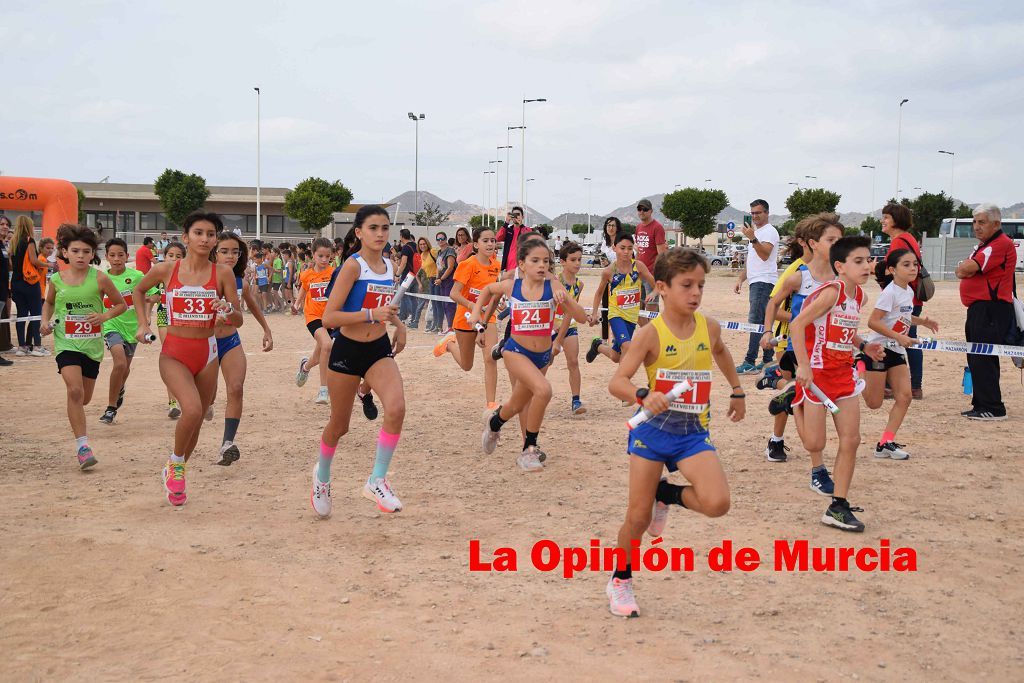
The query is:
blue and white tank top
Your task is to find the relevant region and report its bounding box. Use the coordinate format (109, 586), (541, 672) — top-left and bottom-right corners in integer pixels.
(341, 253), (396, 312)
(235, 275), (244, 299)
(509, 278), (555, 336)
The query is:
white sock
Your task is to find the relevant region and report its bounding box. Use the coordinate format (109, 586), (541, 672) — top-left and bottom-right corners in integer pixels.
(320, 385), (327, 392)
(170, 453), (185, 463)
(75, 436), (89, 449)
(221, 440), (233, 450)
(770, 435), (784, 442)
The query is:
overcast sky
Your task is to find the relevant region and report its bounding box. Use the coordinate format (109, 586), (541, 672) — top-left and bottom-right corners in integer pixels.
(3, 0), (1023, 218)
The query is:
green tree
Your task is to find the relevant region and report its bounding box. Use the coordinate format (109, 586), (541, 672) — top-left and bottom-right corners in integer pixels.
(860, 215), (882, 234)
(778, 218), (797, 237)
(954, 203), (973, 219)
(571, 223), (589, 236)
(154, 169), (211, 227)
(785, 188), (842, 222)
(901, 191), (955, 238)
(76, 186), (86, 223)
(535, 223), (553, 234)
(469, 214), (499, 229)
(619, 222), (636, 236)
(413, 201), (451, 227)
(284, 177), (353, 232)
(661, 187), (729, 247)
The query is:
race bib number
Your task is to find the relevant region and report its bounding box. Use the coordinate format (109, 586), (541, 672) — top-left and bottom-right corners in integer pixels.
(511, 300), (553, 333)
(169, 288), (217, 322)
(363, 283), (396, 309)
(892, 316), (911, 335)
(466, 287), (482, 304)
(653, 369), (712, 413)
(104, 290), (133, 308)
(309, 280), (329, 303)
(616, 287), (640, 309)
(825, 310), (859, 351)
(64, 313), (101, 339)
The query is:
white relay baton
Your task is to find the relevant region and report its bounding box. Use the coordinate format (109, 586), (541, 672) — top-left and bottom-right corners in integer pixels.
(388, 273), (416, 311)
(808, 382), (841, 415)
(463, 312), (486, 333)
(627, 380), (694, 430)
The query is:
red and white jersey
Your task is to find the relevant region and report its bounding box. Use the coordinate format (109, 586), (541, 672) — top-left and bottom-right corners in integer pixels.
(165, 261), (219, 329)
(804, 280), (865, 370)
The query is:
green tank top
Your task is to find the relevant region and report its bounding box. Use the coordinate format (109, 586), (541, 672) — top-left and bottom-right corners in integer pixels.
(102, 267), (145, 341)
(52, 268), (105, 362)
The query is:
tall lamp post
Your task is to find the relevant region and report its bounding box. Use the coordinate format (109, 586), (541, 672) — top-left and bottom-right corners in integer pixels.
(483, 170), (495, 227)
(896, 98), (909, 199)
(805, 175), (817, 183)
(497, 145), (512, 215)
(520, 97), (547, 205)
(489, 160), (502, 226)
(861, 164), (876, 216)
(407, 112), (425, 217)
(254, 87), (261, 240)
(507, 126), (524, 208)
(583, 177), (592, 234)
(938, 150), (955, 201)
(525, 178), (535, 225)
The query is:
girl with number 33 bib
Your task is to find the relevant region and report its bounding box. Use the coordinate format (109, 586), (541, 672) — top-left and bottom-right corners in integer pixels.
(133, 212), (243, 506)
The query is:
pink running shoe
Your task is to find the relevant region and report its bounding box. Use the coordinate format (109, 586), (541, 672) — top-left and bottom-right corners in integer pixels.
(647, 477), (669, 536)
(77, 446), (98, 470)
(162, 460), (187, 506)
(606, 576), (640, 618)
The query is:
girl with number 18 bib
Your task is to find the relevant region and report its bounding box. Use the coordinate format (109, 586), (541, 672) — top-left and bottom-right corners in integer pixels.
(311, 206), (408, 518)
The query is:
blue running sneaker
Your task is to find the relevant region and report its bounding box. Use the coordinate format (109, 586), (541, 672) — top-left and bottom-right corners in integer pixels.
(756, 364), (782, 390)
(810, 467), (834, 496)
(571, 398), (586, 415)
(735, 361), (758, 375)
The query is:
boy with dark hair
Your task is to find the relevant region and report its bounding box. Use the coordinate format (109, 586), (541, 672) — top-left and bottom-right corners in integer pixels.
(789, 235), (885, 532)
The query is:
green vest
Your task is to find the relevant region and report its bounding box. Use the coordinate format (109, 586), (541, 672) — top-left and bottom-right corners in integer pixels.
(52, 268), (105, 362)
(102, 267), (144, 340)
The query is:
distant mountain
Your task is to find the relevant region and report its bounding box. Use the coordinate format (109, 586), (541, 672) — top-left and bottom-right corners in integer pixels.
(385, 191), (551, 226)
(385, 190), (1023, 229)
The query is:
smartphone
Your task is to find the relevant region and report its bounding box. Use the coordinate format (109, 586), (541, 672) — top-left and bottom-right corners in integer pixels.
(743, 214), (752, 227)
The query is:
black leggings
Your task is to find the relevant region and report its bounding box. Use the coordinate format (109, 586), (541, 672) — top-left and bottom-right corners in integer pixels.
(601, 284), (610, 340)
(11, 279), (42, 348)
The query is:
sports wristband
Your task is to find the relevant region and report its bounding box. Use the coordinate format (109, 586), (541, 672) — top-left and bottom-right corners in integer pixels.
(858, 340), (866, 352)
(364, 307), (372, 322)
(730, 393), (746, 399)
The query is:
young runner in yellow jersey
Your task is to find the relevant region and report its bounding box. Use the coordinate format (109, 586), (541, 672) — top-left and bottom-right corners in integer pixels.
(606, 248), (746, 618)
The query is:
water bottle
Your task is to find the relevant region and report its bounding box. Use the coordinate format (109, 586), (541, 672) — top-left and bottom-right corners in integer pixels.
(962, 367), (973, 395)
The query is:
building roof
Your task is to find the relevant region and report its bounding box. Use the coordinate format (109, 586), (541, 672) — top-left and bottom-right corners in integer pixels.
(74, 182), (292, 203)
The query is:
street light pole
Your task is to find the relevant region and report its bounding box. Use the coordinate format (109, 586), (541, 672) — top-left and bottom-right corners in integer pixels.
(497, 145), (512, 215)
(407, 112), (425, 217)
(805, 175), (817, 183)
(489, 160), (502, 226)
(483, 170), (495, 227)
(896, 98), (909, 200)
(938, 150), (955, 201)
(254, 86), (261, 240)
(861, 164), (876, 215)
(584, 177), (592, 234)
(521, 97), (547, 207)
(525, 178), (535, 225)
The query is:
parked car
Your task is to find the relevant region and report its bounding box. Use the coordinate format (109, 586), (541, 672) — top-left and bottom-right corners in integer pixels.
(707, 254), (730, 266)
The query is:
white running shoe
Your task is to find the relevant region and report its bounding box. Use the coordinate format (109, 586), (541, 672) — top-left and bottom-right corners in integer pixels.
(648, 477), (669, 536)
(606, 576), (640, 618)
(363, 476), (403, 512)
(517, 447), (544, 472)
(315, 387), (330, 405)
(482, 416), (501, 454)
(30, 347), (50, 357)
(15, 347), (28, 356)
(874, 441), (910, 460)
(311, 464), (332, 518)
(296, 357), (309, 387)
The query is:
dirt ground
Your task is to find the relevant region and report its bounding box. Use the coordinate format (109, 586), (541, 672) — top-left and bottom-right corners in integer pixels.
(1, 271), (1021, 682)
